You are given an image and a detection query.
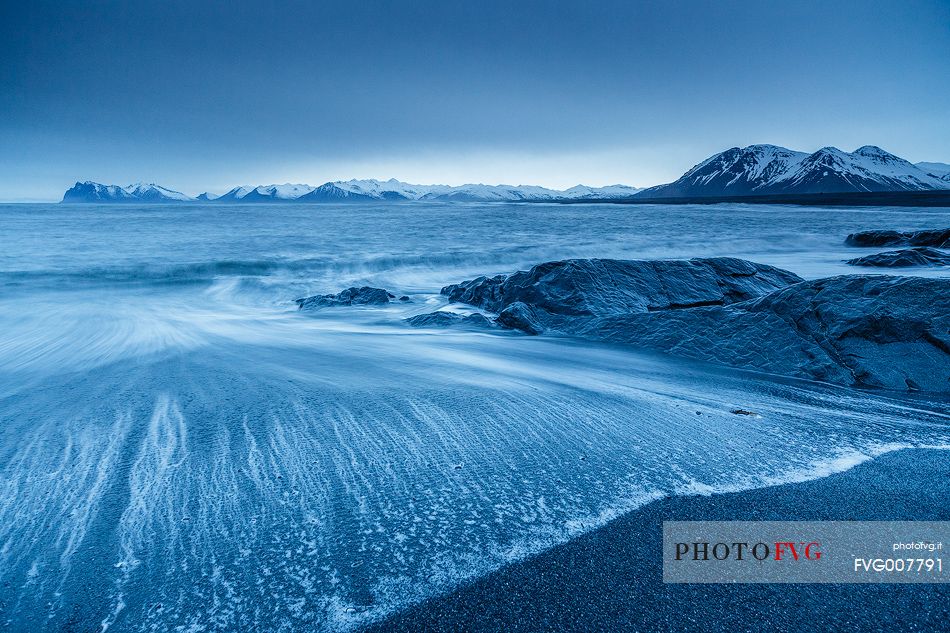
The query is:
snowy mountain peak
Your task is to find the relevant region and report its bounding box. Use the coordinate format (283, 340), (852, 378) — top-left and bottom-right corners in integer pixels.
(741, 143), (802, 155)
(797, 147), (849, 169)
(212, 184), (316, 202)
(123, 183), (193, 201)
(814, 146), (847, 155)
(640, 144), (950, 197)
(853, 145), (891, 158)
(668, 144), (807, 195)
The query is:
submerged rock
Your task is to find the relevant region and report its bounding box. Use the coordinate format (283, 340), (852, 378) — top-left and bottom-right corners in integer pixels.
(441, 258), (803, 334)
(296, 286), (395, 309)
(405, 311), (496, 329)
(587, 275), (950, 392)
(846, 247), (950, 268)
(845, 228), (950, 248)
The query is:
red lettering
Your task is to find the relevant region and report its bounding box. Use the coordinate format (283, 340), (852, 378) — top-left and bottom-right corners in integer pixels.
(774, 542), (800, 561)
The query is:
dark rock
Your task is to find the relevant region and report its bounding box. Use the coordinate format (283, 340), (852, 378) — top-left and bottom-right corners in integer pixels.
(846, 247), (950, 268)
(405, 311), (496, 329)
(730, 409), (756, 416)
(587, 275), (950, 392)
(496, 302), (545, 334)
(845, 228), (950, 248)
(296, 286), (395, 309)
(399, 295), (411, 302)
(441, 258), (803, 336)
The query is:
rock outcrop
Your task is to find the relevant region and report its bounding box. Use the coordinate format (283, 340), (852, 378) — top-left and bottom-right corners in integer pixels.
(846, 247), (950, 268)
(439, 258), (950, 392)
(441, 258), (803, 333)
(297, 286), (396, 309)
(845, 228), (950, 248)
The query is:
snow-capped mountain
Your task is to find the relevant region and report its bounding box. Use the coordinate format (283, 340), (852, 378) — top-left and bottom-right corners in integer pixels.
(561, 184), (641, 199)
(779, 146), (949, 192)
(62, 179), (641, 203)
(209, 184), (316, 202)
(62, 182), (194, 203)
(308, 178), (564, 202)
(917, 161), (950, 182)
(295, 182), (378, 201)
(427, 184), (564, 202)
(330, 178), (452, 200)
(639, 145), (950, 197)
(306, 180), (641, 201)
(205, 178), (640, 202)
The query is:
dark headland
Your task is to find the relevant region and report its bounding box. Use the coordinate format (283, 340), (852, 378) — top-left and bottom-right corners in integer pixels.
(547, 190), (950, 207)
(366, 449), (950, 633)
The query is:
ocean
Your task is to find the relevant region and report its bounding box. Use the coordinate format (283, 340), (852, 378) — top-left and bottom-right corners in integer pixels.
(1, 202), (949, 631)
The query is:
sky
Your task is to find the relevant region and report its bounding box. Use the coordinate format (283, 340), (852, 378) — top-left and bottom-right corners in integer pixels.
(1, 0), (949, 200)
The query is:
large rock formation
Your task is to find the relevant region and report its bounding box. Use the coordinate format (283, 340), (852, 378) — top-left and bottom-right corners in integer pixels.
(845, 228), (950, 248)
(846, 247), (950, 268)
(441, 258), (803, 332)
(440, 259), (950, 392)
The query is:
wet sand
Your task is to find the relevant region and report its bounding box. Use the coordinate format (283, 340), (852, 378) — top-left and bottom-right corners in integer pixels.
(367, 449), (950, 632)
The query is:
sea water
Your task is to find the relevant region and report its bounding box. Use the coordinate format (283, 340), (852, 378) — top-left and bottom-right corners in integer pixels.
(1, 202), (949, 631)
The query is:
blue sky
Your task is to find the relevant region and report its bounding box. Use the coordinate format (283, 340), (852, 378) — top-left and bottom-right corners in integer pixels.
(1, 0), (948, 200)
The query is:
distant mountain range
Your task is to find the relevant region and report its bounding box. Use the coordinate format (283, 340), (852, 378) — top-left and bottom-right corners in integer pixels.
(60, 145), (950, 203)
(62, 179), (642, 203)
(638, 145), (950, 198)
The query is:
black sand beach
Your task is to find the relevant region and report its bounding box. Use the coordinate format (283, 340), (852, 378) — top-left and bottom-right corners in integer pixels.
(368, 449), (950, 633)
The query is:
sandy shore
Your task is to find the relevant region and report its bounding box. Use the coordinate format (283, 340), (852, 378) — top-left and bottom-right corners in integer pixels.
(366, 448), (950, 632)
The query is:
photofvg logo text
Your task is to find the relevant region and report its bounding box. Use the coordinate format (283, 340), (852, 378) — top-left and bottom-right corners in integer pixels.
(675, 540), (822, 562)
(663, 521), (949, 583)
